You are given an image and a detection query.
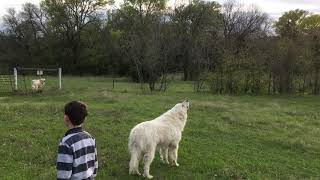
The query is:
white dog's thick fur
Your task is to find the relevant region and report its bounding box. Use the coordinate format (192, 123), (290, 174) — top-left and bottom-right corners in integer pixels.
(31, 78), (45, 91)
(128, 100), (189, 179)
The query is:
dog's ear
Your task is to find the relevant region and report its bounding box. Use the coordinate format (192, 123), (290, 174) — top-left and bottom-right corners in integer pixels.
(181, 100), (185, 108)
(181, 99), (189, 109)
(182, 100), (189, 109)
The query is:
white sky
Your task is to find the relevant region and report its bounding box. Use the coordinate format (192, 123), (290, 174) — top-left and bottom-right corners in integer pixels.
(0, 0), (40, 16)
(0, 0), (319, 19)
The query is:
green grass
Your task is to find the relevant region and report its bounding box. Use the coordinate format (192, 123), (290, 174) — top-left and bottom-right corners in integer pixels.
(0, 76), (320, 179)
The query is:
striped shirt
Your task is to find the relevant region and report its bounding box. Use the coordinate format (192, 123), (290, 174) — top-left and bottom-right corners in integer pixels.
(57, 127), (98, 180)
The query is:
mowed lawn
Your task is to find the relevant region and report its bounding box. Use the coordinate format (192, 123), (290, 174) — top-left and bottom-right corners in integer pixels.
(0, 76), (320, 179)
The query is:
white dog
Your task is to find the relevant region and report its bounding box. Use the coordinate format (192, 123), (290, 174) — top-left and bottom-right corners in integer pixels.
(31, 78), (45, 91)
(128, 100), (189, 179)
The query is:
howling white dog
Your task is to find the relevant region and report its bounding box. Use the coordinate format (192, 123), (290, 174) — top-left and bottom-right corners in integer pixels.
(128, 100), (189, 179)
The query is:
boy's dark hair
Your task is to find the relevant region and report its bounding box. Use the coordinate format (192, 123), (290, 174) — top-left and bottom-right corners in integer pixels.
(64, 101), (88, 125)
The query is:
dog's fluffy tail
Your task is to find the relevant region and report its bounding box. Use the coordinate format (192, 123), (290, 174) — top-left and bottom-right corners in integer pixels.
(129, 146), (140, 174)
(129, 130), (141, 175)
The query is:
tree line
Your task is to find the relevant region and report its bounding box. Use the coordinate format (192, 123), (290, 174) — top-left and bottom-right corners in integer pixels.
(0, 0), (319, 94)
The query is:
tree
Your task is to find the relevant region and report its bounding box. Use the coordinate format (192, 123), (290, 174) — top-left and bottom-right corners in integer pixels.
(112, 0), (169, 91)
(300, 14), (320, 35)
(274, 9), (308, 39)
(2, 4), (47, 67)
(42, 0), (110, 73)
(213, 0), (270, 94)
(275, 11), (320, 94)
(172, 0), (222, 81)
(297, 14), (320, 94)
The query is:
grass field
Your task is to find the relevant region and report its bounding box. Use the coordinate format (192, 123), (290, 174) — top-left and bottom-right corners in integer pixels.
(0, 76), (320, 179)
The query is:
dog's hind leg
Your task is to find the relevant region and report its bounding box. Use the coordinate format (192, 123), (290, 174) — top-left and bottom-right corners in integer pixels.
(143, 147), (156, 179)
(169, 143), (179, 167)
(160, 147), (169, 164)
(129, 148), (141, 176)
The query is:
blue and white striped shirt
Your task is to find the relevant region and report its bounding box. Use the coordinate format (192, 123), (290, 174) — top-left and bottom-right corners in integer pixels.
(57, 127), (98, 180)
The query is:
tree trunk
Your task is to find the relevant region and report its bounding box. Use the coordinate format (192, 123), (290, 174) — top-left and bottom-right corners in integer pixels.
(302, 75), (306, 93)
(244, 73), (249, 93)
(268, 72), (271, 94)
(183, 65), (189, 81)
(313, 68), (320, 95)
(273, 76), (276, 94)
(149, 82), (155, 91)
(219, 69), (223, 94)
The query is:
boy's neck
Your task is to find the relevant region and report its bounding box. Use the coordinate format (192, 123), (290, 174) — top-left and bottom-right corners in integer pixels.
(68, 124), (82, 129)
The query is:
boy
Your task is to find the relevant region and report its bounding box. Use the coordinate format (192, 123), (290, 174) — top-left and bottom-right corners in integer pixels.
(57, 101), (98, 180)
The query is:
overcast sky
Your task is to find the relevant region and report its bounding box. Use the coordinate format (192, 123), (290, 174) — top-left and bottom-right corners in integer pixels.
(0, 0), (319, 19)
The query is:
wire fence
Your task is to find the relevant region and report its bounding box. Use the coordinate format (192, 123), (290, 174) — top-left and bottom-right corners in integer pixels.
(0, 75), (14, 94)
(0, 67), (62, 95)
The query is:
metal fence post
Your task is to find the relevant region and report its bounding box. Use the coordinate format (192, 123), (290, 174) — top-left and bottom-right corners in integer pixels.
(58, 68), (62, 90)
(13, 67), (18, 91)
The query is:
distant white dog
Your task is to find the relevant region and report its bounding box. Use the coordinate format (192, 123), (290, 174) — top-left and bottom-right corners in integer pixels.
(128, 100), (189, 179)
(31, 78), (45, 91)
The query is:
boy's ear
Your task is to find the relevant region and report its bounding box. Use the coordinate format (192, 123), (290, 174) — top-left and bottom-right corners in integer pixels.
(64, 114), (70, 122)
(64, 114), (73, 127)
